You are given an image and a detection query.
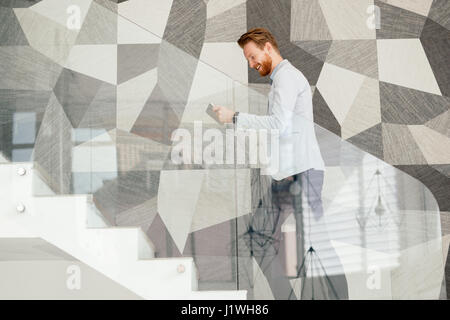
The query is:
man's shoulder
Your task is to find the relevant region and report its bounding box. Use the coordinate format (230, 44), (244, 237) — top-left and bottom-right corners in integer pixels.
(274, 62), (306, 83)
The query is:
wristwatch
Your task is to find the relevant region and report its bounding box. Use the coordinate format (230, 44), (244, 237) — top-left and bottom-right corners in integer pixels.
(232, 111), (239, 124)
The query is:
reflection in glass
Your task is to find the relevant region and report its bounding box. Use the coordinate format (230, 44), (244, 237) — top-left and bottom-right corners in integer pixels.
(0, 2), (444, 299)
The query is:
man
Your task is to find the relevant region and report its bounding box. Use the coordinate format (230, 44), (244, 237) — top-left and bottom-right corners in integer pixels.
(213, 28), (348, 300)
(213, 27), (325, 180)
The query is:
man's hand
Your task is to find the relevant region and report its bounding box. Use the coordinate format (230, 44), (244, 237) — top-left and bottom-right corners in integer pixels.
(212, 105), (235, 124)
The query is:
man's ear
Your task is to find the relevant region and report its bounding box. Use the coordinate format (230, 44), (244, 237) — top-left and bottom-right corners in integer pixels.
(264, 42), (271, 54)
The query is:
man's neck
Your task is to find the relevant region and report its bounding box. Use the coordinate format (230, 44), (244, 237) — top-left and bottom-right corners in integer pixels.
(270, 56), (284, 75)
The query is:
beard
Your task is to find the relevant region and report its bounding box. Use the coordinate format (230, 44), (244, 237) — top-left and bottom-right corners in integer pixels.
(257, 53), (272, 77)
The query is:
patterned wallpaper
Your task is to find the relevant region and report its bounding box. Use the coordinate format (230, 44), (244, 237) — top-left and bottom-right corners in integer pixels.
(0, 0), (449, 298)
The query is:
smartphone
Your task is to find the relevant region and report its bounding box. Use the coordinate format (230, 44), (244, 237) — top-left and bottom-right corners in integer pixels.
(206, 103), (222, 124)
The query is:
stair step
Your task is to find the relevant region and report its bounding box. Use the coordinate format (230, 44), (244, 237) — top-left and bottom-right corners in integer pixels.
(0, 162), (247, 299)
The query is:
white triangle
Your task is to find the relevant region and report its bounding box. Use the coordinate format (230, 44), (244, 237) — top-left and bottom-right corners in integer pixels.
(377, 39), (442, 96)
(289, 278), (302, 300)
(199, 42), (248, 84)
(408, 125), (450, 164)
(118, 0), (173, 38)
(158, 170), (206, 253)
(14, 8), (79, 66)
(29, 0), (93, 29)
(207, 0), (247, 19)
(316, 63), (366, 125)
(384, 0), (433, 17)
(190, 169), (250, 232)
(118, 15), (162, 44)
(65, 44), (117, 84)
(253, 257), (275, 300)
(443, 234), (450, 264)
(117, 68), (158, 132)
(342, 77), (381, 140)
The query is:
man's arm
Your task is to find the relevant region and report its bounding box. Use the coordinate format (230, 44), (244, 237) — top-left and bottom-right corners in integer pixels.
(215, 71), (302, 134)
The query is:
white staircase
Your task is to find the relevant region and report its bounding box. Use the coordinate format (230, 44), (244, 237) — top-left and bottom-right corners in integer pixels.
(0, 162), (246, 300)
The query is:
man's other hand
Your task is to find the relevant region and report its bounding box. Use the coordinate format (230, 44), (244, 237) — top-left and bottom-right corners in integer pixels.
(212, 105), (235, 124)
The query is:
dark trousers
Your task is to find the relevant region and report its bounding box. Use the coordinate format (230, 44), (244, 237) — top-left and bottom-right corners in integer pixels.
(249, 169), (348, 299)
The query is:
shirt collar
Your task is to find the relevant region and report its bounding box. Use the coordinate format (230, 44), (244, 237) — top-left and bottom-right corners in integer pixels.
(269, 59), (288, 83)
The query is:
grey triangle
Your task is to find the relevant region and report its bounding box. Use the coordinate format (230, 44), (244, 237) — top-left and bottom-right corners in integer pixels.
(131, 85), (180, 145)
(290, 0), (332, 40)
(424, 110), (449, 138)
(380, 82), (450, 125)
(0, 0), (43, 8)
(162, 0), (206, 58)
(78, 82), (116, 131)
(34, 93), (73, 194)
(420, 18), (450, 97)
(428, 0), (450, 31)
(327, 40), (378, 79)
(93, 0), (118, 13)
(382, 123), (428, 165)
(76, 1), (117, 44)
(313, 88), (341, 137)
(375, 0), (428, 39)
(0, 46), (63, 91)
(347, 123), (383, 160)
(53, 68), (103, 128)
(292, 41), (332, 62)
(0, 8), (28, 45)
(204, 3), (246, 42)
(117, 44), (159, 84)
(431, 165), (450, 178)
(94, 170), (160, 225)
(115, 196), (158, 232)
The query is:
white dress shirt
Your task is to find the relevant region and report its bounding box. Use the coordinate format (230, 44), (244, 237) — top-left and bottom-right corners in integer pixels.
(236, 59), (325, 180)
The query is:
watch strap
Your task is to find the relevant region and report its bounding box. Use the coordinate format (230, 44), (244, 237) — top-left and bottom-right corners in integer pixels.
(233, 111), (239, 124)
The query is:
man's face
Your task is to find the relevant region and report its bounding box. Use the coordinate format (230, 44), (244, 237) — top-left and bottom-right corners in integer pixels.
(243, 41), (272, 77)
